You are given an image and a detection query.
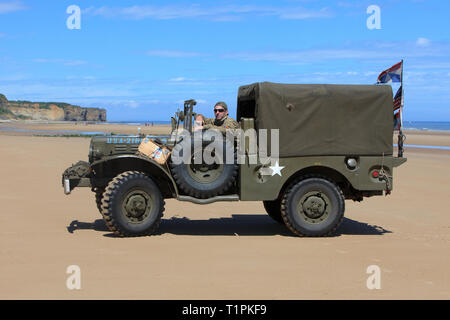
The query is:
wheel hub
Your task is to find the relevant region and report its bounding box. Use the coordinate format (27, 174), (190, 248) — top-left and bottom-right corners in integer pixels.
(188, 151), (223, 183)
(302, 195), (326, 219)
(125, 194), (147, 218)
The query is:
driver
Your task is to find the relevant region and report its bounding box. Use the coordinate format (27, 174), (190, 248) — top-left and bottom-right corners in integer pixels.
(194, 101), (239, 134)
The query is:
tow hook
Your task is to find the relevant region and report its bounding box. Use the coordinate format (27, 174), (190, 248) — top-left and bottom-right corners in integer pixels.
(377, 171), (391, 195)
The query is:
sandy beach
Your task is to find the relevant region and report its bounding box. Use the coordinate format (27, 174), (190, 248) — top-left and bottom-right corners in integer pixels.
(0, 122), (449, 299)
(0, 121), (173, 136)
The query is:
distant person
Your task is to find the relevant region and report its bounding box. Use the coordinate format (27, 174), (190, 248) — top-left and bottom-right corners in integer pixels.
(194, 102), (239, 134)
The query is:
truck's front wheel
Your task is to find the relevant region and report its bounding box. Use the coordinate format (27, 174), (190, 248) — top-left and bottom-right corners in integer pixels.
(93, 187), (105, 213)
(101, 171), (164, 237)
(281, 177), (345, 237)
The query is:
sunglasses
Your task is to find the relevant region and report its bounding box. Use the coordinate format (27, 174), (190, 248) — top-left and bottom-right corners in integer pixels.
(214, 108), (225, 113)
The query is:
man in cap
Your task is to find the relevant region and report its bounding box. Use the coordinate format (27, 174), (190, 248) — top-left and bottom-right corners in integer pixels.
(194, 101), (239, 134)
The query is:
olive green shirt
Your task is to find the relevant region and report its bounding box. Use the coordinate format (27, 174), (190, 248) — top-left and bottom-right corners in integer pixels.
(199, 115), (239, 134)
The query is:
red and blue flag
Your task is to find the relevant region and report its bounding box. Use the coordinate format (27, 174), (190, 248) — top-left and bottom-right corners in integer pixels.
(394, 111), (401, 130)
(393, 86), (402, 111)
(377, 61), (403, 84)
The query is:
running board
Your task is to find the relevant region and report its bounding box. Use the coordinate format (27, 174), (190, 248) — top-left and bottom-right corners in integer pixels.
(177, 194), (240, 205)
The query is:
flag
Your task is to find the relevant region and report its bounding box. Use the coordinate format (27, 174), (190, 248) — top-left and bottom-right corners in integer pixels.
(377, 61), (403, 83)
(394, 110), (401, 130)
(393, 86), (402, 111)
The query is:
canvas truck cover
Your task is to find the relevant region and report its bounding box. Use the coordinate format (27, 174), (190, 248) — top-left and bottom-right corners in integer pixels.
(237, 82), (394, 157)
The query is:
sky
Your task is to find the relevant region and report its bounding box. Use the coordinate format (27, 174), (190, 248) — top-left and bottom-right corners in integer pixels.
(0, 0), (449, 121)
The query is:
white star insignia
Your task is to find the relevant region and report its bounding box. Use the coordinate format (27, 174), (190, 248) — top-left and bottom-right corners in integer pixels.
(269, 161), (285, 176)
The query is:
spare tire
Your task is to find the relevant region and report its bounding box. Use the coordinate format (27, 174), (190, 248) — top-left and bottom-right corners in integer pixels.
(169, 134), (238, 198)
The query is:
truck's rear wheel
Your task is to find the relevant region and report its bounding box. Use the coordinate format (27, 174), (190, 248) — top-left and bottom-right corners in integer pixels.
(281, 176), (345, 237)
(101, 171), (164, 237)
(263, 199), (284, 223)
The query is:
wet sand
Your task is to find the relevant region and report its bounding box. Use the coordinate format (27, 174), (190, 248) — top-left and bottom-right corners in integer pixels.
(0, 123), (449, 299)
(0, 121), (172, 136)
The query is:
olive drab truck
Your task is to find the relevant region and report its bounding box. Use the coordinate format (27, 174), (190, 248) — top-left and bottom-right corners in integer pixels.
(62, 82), (407, 237)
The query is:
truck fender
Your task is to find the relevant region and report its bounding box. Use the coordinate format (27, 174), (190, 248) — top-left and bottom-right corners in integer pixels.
(90, 154), (179, 198)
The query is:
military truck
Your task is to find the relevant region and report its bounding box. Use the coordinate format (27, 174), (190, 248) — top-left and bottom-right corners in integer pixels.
(62, 82), (407, 237)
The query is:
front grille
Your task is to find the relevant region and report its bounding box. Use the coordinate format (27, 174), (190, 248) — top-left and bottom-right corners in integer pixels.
(114, 144), (139, 154)
(114, 145), (128, 152)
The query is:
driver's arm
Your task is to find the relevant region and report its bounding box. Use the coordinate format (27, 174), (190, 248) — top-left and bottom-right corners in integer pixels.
(195, 114), (214, 125)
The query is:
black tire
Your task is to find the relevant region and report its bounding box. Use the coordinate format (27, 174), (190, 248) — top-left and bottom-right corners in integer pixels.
(169, 136), (238, 198)
(101, 171), (165, 237)
(281, 176), (345, 237)
(263, 199), (284, 223)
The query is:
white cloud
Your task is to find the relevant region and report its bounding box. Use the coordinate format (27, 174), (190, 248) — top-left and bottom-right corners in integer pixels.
(337, 1), (367, 8)
(127, 100), (139, 108)
(416, 37), (431, 47)
(0, 73), (28, 81)
(146, 50), (203, 58)
(64, 60), (87, 66)
(0, 1), (27, 14)
(65, 75), (96, 80)
(408, 62), (450, 70)
(33, 58), (87, 66)
(219, 41), (449, 63)
(142, 41), (450, 71)
(169, 77), (186, 82)
(84, 4), (332, 21)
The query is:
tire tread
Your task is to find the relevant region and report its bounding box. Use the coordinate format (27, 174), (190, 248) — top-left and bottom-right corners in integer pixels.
(101, 171), (165, 237)
(281, 174), (345, 237)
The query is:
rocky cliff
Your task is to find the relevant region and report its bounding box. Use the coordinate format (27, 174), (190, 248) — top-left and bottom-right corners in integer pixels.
(0, 94), (106, 121)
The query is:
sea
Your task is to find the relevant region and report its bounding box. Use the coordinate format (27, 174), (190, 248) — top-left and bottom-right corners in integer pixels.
(402, 121), (450, 132)
(107, 120), (450, 132)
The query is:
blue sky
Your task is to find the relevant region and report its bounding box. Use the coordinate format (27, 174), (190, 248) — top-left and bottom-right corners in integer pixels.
(1, 0), (449, 121)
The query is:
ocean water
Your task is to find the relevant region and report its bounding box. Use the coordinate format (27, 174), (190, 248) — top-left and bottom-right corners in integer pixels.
(0, 127), (106, 135)
(106, 121), (171, 126)
(108, 120), (450, 132)
(403, 121), (450, 131)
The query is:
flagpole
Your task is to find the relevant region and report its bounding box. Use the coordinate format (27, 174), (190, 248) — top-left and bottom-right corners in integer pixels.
(400, 59), (404, 127)
(398, 59), (405, 157)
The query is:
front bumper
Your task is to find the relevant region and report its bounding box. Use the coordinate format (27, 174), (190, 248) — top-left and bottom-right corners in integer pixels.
(63, 177), (92, 194)
(62, 161), (92, 195)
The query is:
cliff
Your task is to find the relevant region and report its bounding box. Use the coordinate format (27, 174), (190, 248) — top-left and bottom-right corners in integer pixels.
(0, 94), (106, 121)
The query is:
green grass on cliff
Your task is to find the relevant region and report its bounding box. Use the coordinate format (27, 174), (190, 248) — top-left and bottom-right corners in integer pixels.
(0, 107), (14, 115)
(17, 114), (32, 120)
(0, 108), (32, 119)
(9, 101), (82, 110)
(0, 107), (14, 119)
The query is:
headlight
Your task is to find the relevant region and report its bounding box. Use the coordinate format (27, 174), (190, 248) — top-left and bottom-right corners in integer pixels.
(346, 158), (357, 170)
